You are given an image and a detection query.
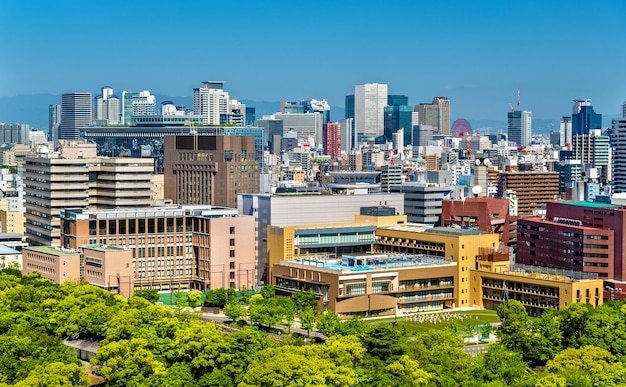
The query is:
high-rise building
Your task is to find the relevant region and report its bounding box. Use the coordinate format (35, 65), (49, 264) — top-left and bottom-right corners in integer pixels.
(345, 94), (355, 120)
(621, 102), (626, 119)
(612, 119), (626, 193)
(274, 112), (323, 146)
(323, 121), (341, 160)
(163, 135), (259, 208)
(414, 102), (439, 131)
(560, 116), (572, 149)
(121, 90), (156, 125)
(24, 142), (155, 246)
(572, 99), (602, 136)
(433, 97), (451, 135)
(496, 171), (559, 216)
(193, 81), (230, 125)
(354, 83), (388, 140)
(384, 95), (414, 146)
(390, 183), (452, 225)
(94, 86), (120, 124)
(60, 93), (91, 140)
(507, 110), (532, 146)
(572, 129), (610, 179)
(0, 124), (29, 145)
(48, 104), (61, 141)
(339, 118), (355, 153)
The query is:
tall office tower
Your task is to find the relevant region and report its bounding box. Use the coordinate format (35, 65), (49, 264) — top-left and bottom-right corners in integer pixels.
(354, 83), (388, 140)
(0, 124), (29, 145)
(507, 110), (532, 146)
(612, 119), (626, 193)
(339, 118), (355, 153)
(496, 171), (560, 216)
(412, 125), (434, 148)
(392, 128), (404, 151)
(384, 94), (414, 146)
(60, 93), (92, 140)
(163, 135), (259, 208)
(572, 129), (610, 177)
(572, 99), (602, 136)
(433, 97), (451, 135)
(254, 118), (284, 155)
(121, 91), (156, 124)
(48, 104), (61, 141)
(193, 81), (230, 125)
(622, 102), (626, 119)
(560, 116), (573, 149)
(245, 107), (256, 126)
(323, 121), (341, 160)
(274, 112), (323, 146)
(281, 99), (330, 126)
(94, 86), (120, 124)
(345, 94), (355, 119)
(24, 141), (154, 246)
(224, 100), (246, 125)
(414, 101), (440, 132)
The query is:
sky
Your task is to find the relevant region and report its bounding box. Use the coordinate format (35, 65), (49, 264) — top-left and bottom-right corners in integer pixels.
(1, 0), (625, 121)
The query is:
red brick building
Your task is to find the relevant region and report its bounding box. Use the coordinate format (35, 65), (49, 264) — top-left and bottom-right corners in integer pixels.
(441, 198), (516, 246)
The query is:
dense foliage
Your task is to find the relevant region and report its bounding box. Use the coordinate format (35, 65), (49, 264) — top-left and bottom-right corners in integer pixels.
(2, 271), (626, 386)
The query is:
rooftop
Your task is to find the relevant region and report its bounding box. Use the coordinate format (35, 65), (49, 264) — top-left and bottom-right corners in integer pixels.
(26, 246), (79, 256)
(559, 201), (623, 209)
(81, 245), (126, 252)
(281, 253), (455, 273)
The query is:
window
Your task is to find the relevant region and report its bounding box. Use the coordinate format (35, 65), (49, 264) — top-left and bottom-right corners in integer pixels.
(345, 282), (366, 296)
(230, 227), (235, 234)
(230, 238), (235, 246)
(229, 262), (235, 270)
(230, 250), (235, 257)
(229, 272), (235, 279)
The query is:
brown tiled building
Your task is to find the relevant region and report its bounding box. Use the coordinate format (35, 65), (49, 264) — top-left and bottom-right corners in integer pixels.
(496, 171), (560, 216)
(441, 198), (516, 246)
(163, 135), (259, 208)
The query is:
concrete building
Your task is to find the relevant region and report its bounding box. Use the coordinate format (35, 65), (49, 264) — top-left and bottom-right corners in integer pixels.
(572, 100), (601, 136)
(121, 90), (156, 125)
(560, 116), (572, 149)
(572, 129), (610, 180)
(441, 198), (516, 246)
(496, 171), (560, 216)
(0, 245), (22, 270)
(94, 86), (120, 124)
(390, 183), (453, 225)
(163, 135), (259, 208)
(49, 104), (61, 143)
(507, 110), (532, 146)
(60, 205), (256, 292)
(193, 81), (229, 125)
(274, 112), (324, 146)
(82, 245), (134, 297)
(323, 121), (341, 160)
(0, 123), (29, 145)
(60, 93), (92, 140)
(611, 119), (626, 193)
(24, 142), (154, 246)
(23, 246), (81, 284)
(238, 192), (405, 284)
(354, 83), (388, 140)
(471, 248), (603, 316)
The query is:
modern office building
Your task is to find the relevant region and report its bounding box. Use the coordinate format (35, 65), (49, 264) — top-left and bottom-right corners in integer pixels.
(339, 118), (355, 153)
(433, 97), (451, 135)
(238, 192), (405, 284)
(384, 95), (415, 146)
(163, 135), (259, 208)
(414, 101), (439, 132)
(0, 123), (29, 145)
(496, 171), (559, 216)
(193, 81), (229, 125)
(49, 104), (61, 142)
(60, 205), (256, 292)
(60, 93), (92, 140)
(354, 83), (388, 140)
(121, 90), (157, 125)
(94, 86), (120, 124)
(254, 118), (284, 155)
(572, 99), (602, 136)
(611, 119), (626, 193)
(560, 116), (572, 149)
(380, 165), (403, 192)
(323, 121), (341, 160)
(390, 183), (453, 225)
(412, 125), (434, 148)
(24, 142), (155, 246)
(281, 99), (330, 126)
(274, 112), (324, 146)
(507, 110), (532, 146)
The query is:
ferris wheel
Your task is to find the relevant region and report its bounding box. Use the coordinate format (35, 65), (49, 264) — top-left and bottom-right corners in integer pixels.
(451, 118), (472, 137)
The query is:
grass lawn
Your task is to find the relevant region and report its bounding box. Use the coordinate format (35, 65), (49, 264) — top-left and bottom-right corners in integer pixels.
(366, 309), (501, 334)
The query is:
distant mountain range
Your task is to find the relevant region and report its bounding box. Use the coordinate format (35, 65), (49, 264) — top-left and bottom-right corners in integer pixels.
(0, 93), (584, 136)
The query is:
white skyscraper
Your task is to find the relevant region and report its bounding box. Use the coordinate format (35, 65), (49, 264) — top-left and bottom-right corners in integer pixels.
(573, 99), (591, 114)
(354, 83), (387, 139)
(94, 86), (120, 124)
(193, 81), (230, 125)
(560, 116), (572, 149)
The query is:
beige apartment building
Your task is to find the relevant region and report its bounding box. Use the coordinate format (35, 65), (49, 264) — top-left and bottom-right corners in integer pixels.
(24, 141), (155, 246)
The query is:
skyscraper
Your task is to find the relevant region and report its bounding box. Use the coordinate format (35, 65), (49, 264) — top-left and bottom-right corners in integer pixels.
(94, 86), (120, 124)
(433, 97), (451, 135)
(193, 81), (230, 125)
(621, 102), (626, 119)
(560, 116), (572, 149)
(414, 101), (439, 132)
(60, 93), (92, 140)
(611, 119), (626, 193)
(121, 90), (156, 125)
(323, 121), (341, 160)
(354, 83), (388, 140)
(384, 95), (415, 146)
(572, 99), (602, 136)
(507, 110), (532, 146)
(48, 104), (61, 142)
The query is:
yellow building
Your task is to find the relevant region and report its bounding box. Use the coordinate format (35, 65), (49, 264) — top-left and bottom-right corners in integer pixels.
(0, 198), (25, 235)
(470, 246), (603, 316)
(376, 225), (500, 308)
(267, 211), (407, 279)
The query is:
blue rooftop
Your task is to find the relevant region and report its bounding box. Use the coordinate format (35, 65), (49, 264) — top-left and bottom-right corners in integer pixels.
(289, 253), (453, 272)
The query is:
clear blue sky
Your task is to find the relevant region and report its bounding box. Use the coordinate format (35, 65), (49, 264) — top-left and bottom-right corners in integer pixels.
(1, 0), (625, 121)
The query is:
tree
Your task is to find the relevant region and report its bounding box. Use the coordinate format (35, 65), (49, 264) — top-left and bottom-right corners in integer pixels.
(316, 310), (341, 337)
(186, 291), (202, 308)
(360, 325), (404, 361)
(239, 285), (249, 304)
(546, 345), (617, 375)
(133, 289), (159, 303)
(260, 284), (275, 299)
(300, 308), (316, 337)
(381, 355), (432, 386)
(224, 302), (244, 322)
(204, 289), (228, 308)
(470, 343), (528, 386)
(292, 291), (317, 313)
(14, 362), (89, 387)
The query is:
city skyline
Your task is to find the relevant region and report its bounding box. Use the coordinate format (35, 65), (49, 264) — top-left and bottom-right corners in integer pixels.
(1, 1), (625, 121)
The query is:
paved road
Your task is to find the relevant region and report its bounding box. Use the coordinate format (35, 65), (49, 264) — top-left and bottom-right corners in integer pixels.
(200, 312), (327, 340)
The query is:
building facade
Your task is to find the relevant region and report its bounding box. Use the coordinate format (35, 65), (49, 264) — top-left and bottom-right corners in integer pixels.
(163, 135), (259, 208)
(496, 171), (559, 216)
(60, 93), (92, 140)
(507, 110), (532, 146)
(354, 83), (388, 140)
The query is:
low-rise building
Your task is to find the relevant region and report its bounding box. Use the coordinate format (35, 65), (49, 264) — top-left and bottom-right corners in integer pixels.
(22, 246), (81, 284)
